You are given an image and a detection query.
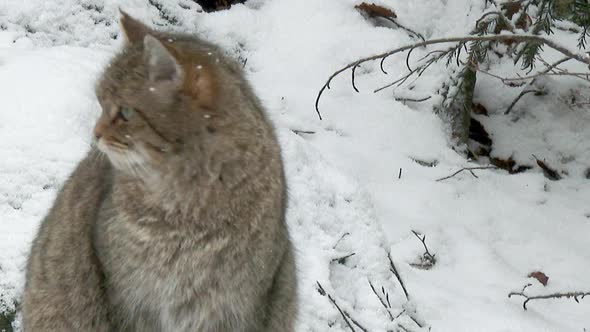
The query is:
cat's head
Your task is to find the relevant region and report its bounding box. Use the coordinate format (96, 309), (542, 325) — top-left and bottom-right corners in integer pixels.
(94, 11), (225, 177)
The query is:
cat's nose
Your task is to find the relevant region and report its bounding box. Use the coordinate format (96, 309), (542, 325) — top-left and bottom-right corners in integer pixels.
(93, 121), (106, 140)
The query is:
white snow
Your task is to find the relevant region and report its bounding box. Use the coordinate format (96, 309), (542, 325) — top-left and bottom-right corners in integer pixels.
(2, 0), (590, 331)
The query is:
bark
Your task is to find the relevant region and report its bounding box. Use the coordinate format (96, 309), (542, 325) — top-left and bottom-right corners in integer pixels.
(436, 66), (477, 147)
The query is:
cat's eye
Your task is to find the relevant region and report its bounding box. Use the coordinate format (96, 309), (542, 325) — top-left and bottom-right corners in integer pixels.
(118, 106), (135, 121)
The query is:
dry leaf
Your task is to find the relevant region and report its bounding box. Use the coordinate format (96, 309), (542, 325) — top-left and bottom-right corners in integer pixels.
(472, 103), (489, 116)
(355, 2), (397, 19)
(533, 155), (561, 181)
(528, 271), (549, 286)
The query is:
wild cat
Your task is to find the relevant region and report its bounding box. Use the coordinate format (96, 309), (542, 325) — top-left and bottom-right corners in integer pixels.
(22, 11), (297, 332)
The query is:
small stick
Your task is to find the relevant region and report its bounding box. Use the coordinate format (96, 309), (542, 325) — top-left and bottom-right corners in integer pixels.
(508, 290), (590, 310)
(435, 166), (498, 182)
(343, 311), (369, 332)
(333, 232), (350, 249)
(352, 64), (360, 92)
(411, 230), (436, 264)
(505, 89), (545, 114)
(398, 324), (411, 332)
(374, 68), (420, 93)
(317, 282), (356, 331)
(388, 252), (409, 300)
(368, 279), (395, 321)
(394, 96), (432, 103)
(331, 253), (356, 264)
(291, 129), (316, 135)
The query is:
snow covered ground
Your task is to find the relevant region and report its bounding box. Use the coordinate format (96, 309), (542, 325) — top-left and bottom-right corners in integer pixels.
(1, 0), (589, 331)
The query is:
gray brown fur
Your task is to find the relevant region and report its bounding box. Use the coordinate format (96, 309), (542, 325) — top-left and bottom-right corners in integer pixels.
(22, 12), (297, 332)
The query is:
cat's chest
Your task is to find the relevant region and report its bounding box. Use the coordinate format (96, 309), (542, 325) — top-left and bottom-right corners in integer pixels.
(100, 215), (209, 282)
(95, 214), (243, 330)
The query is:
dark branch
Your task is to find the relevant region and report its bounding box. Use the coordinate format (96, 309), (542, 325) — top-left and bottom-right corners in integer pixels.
(394, 96), (432, 103)
(352, 64), (360, 93)
(317, 282), (356, 331)
(374, 68), (420, 93)
(331, 252), (356, 264)
(505, 89), (546, 114)
(387, 252), (409, 300)
(508, 290), (590, 310)
(343, 311), (368, 332)
(368, 279), (395, 321)
(291, 129), (316, 136)
(315, 34), (590, 118)
(410, 230), (436, 269)
(436, 166), (499, 182)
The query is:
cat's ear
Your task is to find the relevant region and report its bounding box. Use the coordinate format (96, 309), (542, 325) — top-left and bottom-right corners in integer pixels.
(119, 9), (150, 44)
(143, 35), (183, 84)
(187, 64), (218, 109)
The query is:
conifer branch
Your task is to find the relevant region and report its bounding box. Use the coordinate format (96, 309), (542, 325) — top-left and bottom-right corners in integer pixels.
(315, 34), (590, 118)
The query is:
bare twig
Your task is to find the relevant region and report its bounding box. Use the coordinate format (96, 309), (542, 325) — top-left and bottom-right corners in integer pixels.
(505, 89), (546, 114)
(382, 16), (426, 42)
(374, 68), (420, 93)
(466, 57), (590, 85)
(410, 230), (437, 269)
(406, 47), (415, 71)
(387, 253), (424, 327)
(474, 65), (590, 84)
(411, 158), (439, 167)
(333, 232), (350, 249)
(435, 166), (498, 182)
(394, 96), (432, 103)
(508, 290), (590, 310)
(317, 282), (356, 331)
(331, 252), (356, 264)
(343, 311), (369, 332)
(388, 252), (409, 300)
(398, 324), (411, 332)
(352, 64), (360, 93)
(368, 279), (395, 321)
(393, 309), (406, 320)
(291, 129), (316, 136)
(315, 34), (590, 118)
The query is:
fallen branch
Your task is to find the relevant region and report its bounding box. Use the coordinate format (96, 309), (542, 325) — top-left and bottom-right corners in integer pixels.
(317, 282), (357, 331)
(387, 253), (424, 328)
(315, 34), (590, 119)
(333, 232), (350, 249)
(435, 166), (498, 182)
(368, 279), (395, 321)
(508, 290), (590, 310)
(394, 96), (432, 103)
(388, 252), (409, 300)
(343, 311), (369, 332)
(291, 129), (316, 136)
(410, 230), (436, 269)
(331, 252), (356, 264)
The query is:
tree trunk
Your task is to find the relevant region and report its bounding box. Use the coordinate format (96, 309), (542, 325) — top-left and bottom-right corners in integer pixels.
(435, 66), (477, 148)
